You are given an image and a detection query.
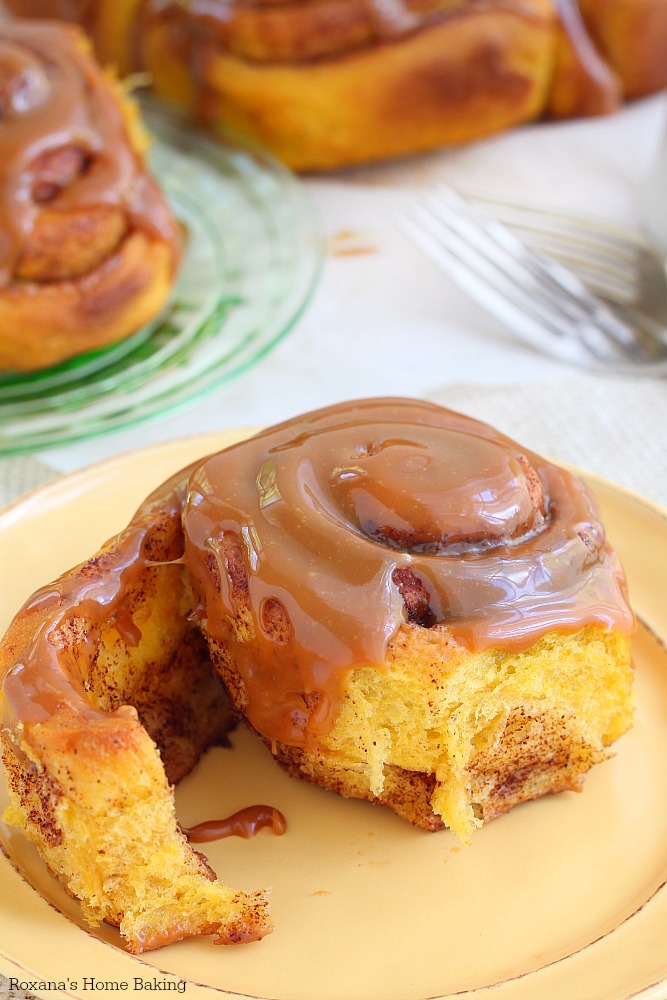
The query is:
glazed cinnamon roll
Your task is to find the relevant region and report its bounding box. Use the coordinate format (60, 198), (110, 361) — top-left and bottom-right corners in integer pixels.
(0, 398), (634, 949)
(182, 398), (635, 841)
(0, 21), (181, 372)
(5, 0), (667, 170)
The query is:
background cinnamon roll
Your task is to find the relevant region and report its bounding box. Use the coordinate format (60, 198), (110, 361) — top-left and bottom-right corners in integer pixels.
(4, 0), (667, 170)
(0, 20), (182, 372)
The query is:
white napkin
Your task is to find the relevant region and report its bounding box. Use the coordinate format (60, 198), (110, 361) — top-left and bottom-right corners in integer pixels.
(0, 455), (60, 509)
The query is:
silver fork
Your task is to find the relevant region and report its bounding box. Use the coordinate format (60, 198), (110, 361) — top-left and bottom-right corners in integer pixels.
(474, 195), (667, 328)
(403, 186), (667, 372)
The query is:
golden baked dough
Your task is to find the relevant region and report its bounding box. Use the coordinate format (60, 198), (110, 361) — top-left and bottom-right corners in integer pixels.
(4, 0), (666, 170)
(0, 21), (182, 372)
(0, 398), (635, 949)
(265, 625), (632, 841)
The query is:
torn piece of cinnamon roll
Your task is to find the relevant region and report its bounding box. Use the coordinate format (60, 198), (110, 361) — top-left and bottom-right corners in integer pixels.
(0, 467), (272, 953)
(0, 20), (182, 372)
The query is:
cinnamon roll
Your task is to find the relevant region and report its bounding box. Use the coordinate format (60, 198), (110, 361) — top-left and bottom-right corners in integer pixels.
(5, 0), (667, 170)
(0, 398), (634, 949)
(182, 398), (635, 841)
(0, 21), (182, 372)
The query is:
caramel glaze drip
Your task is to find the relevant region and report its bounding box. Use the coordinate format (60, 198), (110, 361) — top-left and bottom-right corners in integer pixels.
(183, 805), (287, 842)
(181, 397), (635, 750)
(0, 21), (178, 286)
(1, 465), (190, 727)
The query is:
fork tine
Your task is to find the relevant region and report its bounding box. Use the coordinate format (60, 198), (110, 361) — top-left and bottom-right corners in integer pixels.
(606, 301), (667, 361)
(473, 197), (647, 256)
(406, 187), (641, 365)
(516, 242), (635, 304)
(403, 209), (580, 356)
(472, 197), (643, 300)
(407, 203), (593, 344)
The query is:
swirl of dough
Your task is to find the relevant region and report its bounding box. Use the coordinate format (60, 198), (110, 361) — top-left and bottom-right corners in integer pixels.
(182, 397), (634, 747)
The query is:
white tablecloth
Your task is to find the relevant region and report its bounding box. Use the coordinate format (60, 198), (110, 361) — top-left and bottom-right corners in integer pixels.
(1, 88), (667, 1000)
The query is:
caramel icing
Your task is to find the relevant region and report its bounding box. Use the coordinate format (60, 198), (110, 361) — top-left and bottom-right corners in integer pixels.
(1, 467), (189, 727)
(181, 398), (634, 747)
(555, 0), (621, 113)
(2, 398), (634, 760)
(0, 21), (177, 286)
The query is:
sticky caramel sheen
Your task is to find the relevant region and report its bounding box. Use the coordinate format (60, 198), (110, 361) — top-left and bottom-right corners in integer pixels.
(181, 398), (634, 746)
(1, 467), (188, 726)
(2, 399), (634, 759)
(0, 21), (176, 285)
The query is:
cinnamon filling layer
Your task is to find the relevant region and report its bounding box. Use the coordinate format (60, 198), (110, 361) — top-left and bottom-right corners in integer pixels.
(1, 467), (189, 727)
(136, 0), (473, 64)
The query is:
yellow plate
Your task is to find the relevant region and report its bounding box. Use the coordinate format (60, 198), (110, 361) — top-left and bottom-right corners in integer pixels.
(1, 431), (667, 1000)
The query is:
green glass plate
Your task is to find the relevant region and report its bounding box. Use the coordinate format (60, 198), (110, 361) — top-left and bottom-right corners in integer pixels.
(0, 100), (322, 455)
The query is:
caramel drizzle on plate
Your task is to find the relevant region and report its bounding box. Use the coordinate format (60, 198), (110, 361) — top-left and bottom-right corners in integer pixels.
(183, 805), (287, 842)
